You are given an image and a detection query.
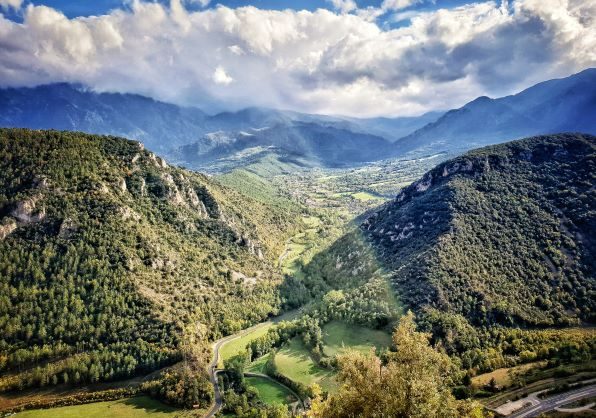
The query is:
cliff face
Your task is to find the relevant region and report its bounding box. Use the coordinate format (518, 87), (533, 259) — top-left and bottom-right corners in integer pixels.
(362, 133), (596, 327)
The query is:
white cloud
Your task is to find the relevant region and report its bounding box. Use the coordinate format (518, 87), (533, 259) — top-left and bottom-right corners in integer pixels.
(0, 1), (594, 117)
(228, 45), (245, 55)
(381, 0), (420, 11)
(328, 0), (358, 14)
(0, 0), (23, 10)
(212, 66), (233, 85)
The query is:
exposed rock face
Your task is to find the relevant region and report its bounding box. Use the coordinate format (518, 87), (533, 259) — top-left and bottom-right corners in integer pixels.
(119, 206), (141, 222)
(161, 173), (185, 205)
(183, 185), (208, 218)
(32, 175), (50, 189)
(58, 217), (78, 238)
(148, 152), (168, 169)
(139, 178), (147, 196)
(0, 218), (17, 240)
(11, 197), (46, 223)
(236, 234), (264, 258)
(231, 271), (257, 287)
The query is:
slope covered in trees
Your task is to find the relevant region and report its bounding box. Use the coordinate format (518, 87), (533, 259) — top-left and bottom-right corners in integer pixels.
(0, 128), (302, 401)
(363, 133), (595, 328)
(305, 133), (595, 373)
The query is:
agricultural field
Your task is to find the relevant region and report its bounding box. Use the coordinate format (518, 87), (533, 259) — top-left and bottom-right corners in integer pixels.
(322, 321), (392, 357)
(471, 361), (547, 388)
(274, 152), (451, 215)
(12, 396), (185, 418)
(275, 338), (337, 392)
(219, 309), (300, 367)
(219, 325), (274, 366)
(245, 377), (297, 405)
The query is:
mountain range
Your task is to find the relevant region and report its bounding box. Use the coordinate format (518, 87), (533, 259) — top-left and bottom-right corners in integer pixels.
(1, 68), (594, 171)
(396, 68), (596, 154)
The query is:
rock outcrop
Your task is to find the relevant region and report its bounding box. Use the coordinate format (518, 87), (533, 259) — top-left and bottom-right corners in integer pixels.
(0, 218), (17, 240)
(11, 196), (46, 224)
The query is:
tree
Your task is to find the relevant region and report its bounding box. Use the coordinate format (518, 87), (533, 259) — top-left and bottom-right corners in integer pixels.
(308, 312), (485, 418)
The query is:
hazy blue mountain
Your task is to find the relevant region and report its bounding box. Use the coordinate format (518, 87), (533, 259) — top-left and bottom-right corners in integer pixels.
(0, 83), (435, 169)
(2, 69), (594, 169)
(395, 68), (596, 155)
(175, 121), (397, 169)
(344, 112), (444, 142)
(0, 83), (208, 153)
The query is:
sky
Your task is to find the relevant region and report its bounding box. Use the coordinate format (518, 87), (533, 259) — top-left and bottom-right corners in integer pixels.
(0, 0), (594, 117)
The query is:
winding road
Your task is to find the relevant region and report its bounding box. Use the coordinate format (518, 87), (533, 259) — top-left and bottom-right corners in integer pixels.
(508, 383), (596, 418)
(203, 312), (300, 418)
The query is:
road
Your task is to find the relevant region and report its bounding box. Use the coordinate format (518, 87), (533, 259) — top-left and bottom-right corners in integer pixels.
(509, 383), (596, 418)
(203, 311), (299, 418)
(203, 324), (267, 418)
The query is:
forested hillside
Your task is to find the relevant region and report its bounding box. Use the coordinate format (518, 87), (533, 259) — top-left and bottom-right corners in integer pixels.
(0, 129), (302, 402)
(364, 133), (595, 327)
(309, 133), (595, 372)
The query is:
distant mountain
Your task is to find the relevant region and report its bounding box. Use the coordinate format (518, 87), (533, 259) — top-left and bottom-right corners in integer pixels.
(175, 122), (397, 169)
(395, 68), (596, 154)
(0, 83), (208, 153)
(4, 69), (594, 169)
(0, 83), (438, 169)
(344, 112), (444, 142)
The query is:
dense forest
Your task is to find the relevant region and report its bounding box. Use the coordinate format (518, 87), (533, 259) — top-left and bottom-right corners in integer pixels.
(0, 129), (303, 404)
(363, 133), (595, 327)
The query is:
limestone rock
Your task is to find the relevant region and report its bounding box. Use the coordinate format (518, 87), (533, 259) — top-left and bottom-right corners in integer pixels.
(11, 197), (46, 223)
(0, 218), (17, 240)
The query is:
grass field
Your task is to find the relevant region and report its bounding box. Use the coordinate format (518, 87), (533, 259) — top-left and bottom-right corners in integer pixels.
(219, 310), (300, 367)
(246, 354), (269, 374)
(351, 192), (383, 202)
(13, 396), (185, 418)
(472, 361), (546, 388)
(245, 377), (297, 405)
(322, 321), (392, 357)
(219, 324), (274, 365)
(275, 338), (336, 392)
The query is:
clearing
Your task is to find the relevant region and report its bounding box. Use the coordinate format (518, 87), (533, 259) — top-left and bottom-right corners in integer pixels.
(322, 321), (392, 357)
(245, 376), (297, 405)
(275, 338), (336, 392)
(12, 396), (185, 418)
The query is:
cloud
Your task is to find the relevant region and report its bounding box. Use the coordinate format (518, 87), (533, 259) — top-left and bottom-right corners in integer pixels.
(213, 66), (233, 85)
(381, 0), (420, 12)
(0, 0), (23, 10)
(0, 0), (594, 117)
(328, 0), (358, 14)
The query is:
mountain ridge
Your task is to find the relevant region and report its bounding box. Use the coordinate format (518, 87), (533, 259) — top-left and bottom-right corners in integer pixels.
(362, 132), (595, 327)
(0, 128), (304, 402)
(394, 68), (596, 154)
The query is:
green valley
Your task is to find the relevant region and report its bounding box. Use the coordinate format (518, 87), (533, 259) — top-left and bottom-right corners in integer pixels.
(1, 129), (594, 418)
